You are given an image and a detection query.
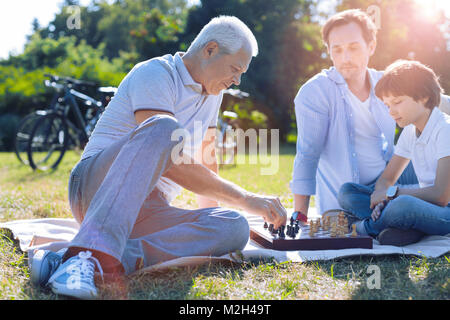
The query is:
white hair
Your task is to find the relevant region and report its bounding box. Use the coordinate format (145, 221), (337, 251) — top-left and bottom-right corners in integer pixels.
(187, 16), (258, 57)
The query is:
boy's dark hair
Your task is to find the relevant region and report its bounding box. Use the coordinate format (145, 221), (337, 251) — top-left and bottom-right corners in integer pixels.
(321, 9), (377, 47)
(375, 60), (443, 109)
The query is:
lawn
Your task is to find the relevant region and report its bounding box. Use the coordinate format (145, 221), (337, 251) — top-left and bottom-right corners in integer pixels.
(0, 146), (449, 300)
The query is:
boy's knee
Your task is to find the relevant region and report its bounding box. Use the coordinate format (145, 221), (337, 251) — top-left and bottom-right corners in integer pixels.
(383, 195), (416, 224)
(386, 195), (415, 212)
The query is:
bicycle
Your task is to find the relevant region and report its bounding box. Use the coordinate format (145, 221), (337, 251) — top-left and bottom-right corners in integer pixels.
(14, 74), (116, 171)
(216, 89), (248, 166)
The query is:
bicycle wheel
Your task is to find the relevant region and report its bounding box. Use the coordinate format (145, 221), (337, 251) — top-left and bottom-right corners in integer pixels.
(27, 113), (68, 171)
(14, 111), (44, 165)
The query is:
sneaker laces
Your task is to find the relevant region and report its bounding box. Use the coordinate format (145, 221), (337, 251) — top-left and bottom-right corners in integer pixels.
(48, 251), (104, 288)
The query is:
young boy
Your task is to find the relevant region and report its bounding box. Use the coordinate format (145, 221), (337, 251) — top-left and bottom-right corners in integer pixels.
(338, 60), (450, 246)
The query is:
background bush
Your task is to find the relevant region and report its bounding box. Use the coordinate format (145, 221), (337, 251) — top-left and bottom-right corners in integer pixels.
(0, 0), (448, 150)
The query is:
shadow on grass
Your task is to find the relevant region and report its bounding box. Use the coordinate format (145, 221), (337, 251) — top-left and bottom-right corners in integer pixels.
(124, 257), (275, 300)
(306, 254), (450, 300)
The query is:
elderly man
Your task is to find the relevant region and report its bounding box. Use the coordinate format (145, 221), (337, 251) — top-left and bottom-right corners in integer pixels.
(290, 9), (420, 222)
(31, 16), (287, 299)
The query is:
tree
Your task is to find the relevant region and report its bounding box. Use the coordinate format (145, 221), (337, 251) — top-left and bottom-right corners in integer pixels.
(338, 0), (450, 92)
(181, 0), (328, 140)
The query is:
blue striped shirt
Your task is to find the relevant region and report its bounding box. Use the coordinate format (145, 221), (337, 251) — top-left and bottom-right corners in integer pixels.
(290, 67), (395, 214)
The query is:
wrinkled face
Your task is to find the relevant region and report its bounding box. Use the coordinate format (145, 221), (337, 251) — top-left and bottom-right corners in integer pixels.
(201, 43), (252, 95)
(382, 95), (429, 128)
(328, 22), (376, 82)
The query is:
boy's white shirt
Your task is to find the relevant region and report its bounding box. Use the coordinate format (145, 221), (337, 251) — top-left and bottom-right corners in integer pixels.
(394, 107), (450, 204)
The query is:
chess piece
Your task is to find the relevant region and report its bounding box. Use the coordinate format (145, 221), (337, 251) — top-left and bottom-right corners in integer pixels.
(323, 217), (329, 231)
(331, 222), (337, 236)
(294, 221), (300, 234)
(351, 224), (357, 237)
(279, 225), (285, 238)
(309, 225), (315, 237)
(311, 220), (316, 233)
(330, 226), (336, 238)
(338, 226), (346, 237)
(263, 221), (268, 229)
(287, 225), (294, 238)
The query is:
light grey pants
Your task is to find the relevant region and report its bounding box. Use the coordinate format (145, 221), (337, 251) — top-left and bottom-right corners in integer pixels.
(68, 115), (250, 274)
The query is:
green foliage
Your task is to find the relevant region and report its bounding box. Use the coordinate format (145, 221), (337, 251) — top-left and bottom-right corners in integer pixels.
(0, 0), (449, 150)
(0, 35), (127, 150)
(180, 0), (328, 140)
(231, 102), (268, 130)
(338, 0), (450, 91)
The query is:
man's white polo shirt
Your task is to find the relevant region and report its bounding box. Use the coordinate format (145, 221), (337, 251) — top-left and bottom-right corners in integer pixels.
(395, 107), (450, 200)
(82, 52), (223, 202)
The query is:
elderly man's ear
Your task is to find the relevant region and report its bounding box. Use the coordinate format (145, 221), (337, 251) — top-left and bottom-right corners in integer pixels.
(203, 41), (220, 58)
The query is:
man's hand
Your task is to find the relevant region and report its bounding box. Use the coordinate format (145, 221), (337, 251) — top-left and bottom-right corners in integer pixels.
(240, 193), (287, 229)
(370, 188), (387, 209)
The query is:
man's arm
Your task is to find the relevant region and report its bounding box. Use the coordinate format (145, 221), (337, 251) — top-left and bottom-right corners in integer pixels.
(135, 109), (287, 229)
(291, 81), (330, 218)
(194, 127), (219, 208)
(135, 109), (174, 123)
(164, 158), (287, 228)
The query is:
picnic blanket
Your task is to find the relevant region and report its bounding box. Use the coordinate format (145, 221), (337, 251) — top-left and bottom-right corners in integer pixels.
(1, 208), (449, 275)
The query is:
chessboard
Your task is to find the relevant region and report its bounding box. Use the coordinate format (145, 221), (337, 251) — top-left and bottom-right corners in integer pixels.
(249, 211), (373, 251)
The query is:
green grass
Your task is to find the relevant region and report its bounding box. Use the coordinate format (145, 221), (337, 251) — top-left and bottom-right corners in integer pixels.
(0, 147), (449, 300)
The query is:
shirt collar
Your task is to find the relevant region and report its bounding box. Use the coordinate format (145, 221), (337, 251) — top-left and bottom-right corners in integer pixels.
(174, 52), (203, 93)
(326, 67), (377, 94)
(416, 107), (442, 144)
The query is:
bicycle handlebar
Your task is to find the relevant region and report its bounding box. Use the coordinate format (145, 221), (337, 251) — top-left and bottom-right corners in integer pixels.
(44, 73), (98, 87)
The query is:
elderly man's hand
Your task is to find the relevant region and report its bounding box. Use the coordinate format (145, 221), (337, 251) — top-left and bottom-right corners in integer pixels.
(240, 193), (287, 229)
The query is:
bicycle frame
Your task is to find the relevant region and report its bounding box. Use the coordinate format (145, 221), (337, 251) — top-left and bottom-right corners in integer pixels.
(45, 79), (105, 146)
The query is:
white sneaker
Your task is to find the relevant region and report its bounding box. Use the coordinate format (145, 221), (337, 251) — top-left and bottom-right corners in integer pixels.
(47, 251), (103, 299)
(30, 248), (67, 287)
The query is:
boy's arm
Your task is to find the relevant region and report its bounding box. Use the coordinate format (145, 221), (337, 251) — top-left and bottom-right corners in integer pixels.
(370, 155), (410, 208)
(397, 156), (450, 207)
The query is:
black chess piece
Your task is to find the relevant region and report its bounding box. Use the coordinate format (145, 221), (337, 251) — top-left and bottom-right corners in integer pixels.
(287, 225), (294, 238)
(294, 221), (300, 233)
(279, 226), (285, 238)
(268, 224), (274, 232)
(263, 221), (268, 229)
(271, 226), (278, 235)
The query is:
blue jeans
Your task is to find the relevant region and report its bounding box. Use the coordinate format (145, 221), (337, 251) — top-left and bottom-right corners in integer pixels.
(338, 183), (450, 237)
(68, 115), (249, 274)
